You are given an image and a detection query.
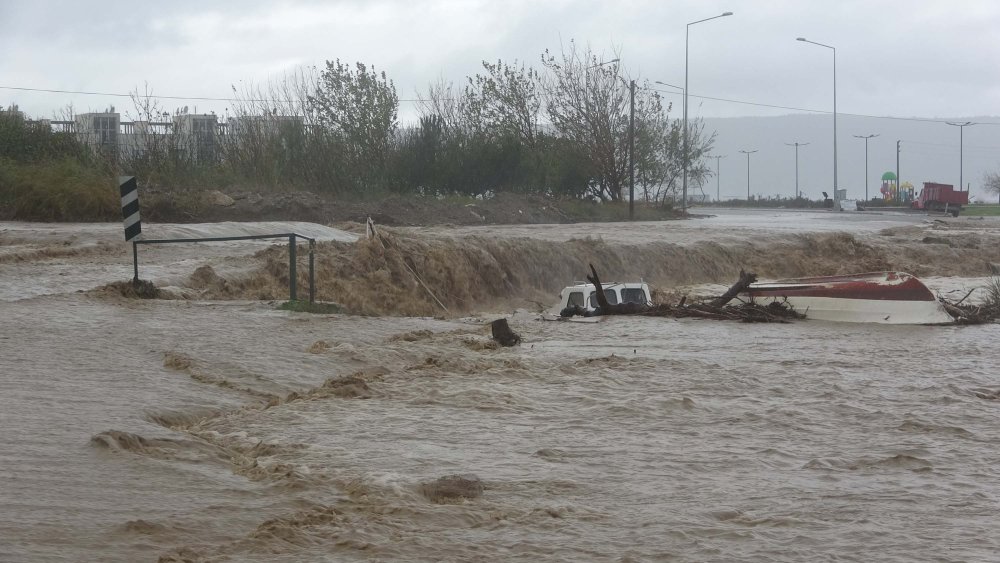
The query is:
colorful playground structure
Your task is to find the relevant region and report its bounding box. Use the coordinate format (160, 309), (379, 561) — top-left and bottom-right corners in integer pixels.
(878, 172), (915, 204)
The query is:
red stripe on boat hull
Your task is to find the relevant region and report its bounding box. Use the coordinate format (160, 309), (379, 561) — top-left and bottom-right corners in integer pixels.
(745, 272), (937, 302)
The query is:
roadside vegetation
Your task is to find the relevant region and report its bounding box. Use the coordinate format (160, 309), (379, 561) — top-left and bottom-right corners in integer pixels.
(0, 114), (118, 221)
(2, 41), (717, 222)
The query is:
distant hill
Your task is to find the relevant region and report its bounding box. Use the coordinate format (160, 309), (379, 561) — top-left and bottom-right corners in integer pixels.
(699, 113), (1000, 202)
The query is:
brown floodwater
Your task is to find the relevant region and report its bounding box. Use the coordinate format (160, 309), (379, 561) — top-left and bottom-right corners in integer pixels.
(2, 210), (999, 562)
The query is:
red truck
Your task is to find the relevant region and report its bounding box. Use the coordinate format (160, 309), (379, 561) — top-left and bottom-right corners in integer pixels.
(911, 182), (968, 217)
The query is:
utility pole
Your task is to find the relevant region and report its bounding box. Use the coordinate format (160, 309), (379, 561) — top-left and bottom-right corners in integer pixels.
(946, 121), (974, 193)
(739, 149), (758, 201)
(784, 142), (809, 199)
(711, 155), (726, 201)
(629, 79), (635, 220)
(853, 134), (879, 201)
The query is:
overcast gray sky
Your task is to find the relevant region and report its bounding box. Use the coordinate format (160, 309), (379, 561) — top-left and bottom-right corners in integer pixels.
(3, 0), (999, 199)
(2, 0), (999, 121)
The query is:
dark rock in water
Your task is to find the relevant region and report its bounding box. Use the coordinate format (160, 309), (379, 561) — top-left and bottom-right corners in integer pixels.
(490, 318), (521, 346)
(420, 474), (484, 503)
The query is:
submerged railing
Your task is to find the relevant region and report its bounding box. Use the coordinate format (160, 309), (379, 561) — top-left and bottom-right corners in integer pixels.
(133, 233), (316, 303)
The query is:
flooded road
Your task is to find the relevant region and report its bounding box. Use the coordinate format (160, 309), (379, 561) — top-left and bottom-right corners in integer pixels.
(2, 211), (999, 561)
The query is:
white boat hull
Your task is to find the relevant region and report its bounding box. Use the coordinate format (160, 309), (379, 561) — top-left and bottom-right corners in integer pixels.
(754, 295), (954, 324)
(745, 271), (956, 325)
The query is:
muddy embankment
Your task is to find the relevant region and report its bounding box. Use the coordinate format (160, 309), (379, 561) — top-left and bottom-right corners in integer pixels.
(155, 222), (1000, 316)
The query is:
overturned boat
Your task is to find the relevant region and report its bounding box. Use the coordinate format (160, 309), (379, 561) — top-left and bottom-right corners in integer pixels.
(743, 271), (954, 324)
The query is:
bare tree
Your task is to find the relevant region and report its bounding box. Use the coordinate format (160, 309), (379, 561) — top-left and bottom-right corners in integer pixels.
(223, 68), (322, 188)
(985, 169), (1000, 204)
(416, 76), (473, 135)
(652, 117), (714, 204)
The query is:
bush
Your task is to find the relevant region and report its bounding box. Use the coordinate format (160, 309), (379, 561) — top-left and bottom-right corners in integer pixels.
(0, 157), (117, 221)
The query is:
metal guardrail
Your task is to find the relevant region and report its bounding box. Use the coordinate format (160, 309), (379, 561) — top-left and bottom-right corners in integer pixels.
(132, 233), (316, 303)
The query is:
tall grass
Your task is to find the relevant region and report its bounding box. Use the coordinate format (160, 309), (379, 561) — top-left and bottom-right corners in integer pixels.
(0, 157), (117, 221)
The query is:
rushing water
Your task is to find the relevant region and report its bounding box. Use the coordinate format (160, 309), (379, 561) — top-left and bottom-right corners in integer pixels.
(2, 210), (999, 562)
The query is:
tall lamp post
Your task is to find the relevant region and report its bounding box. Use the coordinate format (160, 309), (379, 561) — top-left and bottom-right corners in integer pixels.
(946, 121), (974, 192)
(711, 154), (726, 201)
(853, 133), (878, 201)
(739, 149), (758, 201)
(784, 142), (809, 199)
(797, 37), (837, 208)
(684, 11), (733, 213)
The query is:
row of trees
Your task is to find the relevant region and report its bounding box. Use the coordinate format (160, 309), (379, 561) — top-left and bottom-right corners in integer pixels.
(287, 41), (714, 203)
(6, 42), (717, 205)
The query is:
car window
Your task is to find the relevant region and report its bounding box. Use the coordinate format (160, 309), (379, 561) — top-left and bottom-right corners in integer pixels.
(604, 289), (619, 304)
(568, 291), (584, 307)
(621, 288), (647, 304)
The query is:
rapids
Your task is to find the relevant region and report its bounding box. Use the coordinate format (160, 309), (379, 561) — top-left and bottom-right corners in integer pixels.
(1, 209), (999, 562)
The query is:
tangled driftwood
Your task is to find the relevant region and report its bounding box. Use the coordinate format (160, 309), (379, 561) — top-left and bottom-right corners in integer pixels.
(578, 264), (804, 323)
(577, 265), (1000, 325)
(939, 291), (1000, 324)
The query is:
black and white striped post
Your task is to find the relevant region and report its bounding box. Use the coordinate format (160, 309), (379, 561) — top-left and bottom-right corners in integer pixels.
(119, 176), (142, 283)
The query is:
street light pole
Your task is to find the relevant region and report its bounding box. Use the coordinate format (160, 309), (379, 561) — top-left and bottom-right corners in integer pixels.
(853, 134), (878, 201)
(896, 140), (901, 201)
(784, 142), (809, 199)
(797, 37), (837, 208)
(946, 121), (974, 192)
(739, 149), (758, 201)
(711, 154), (726, 201)
(684, 11), (733, 214)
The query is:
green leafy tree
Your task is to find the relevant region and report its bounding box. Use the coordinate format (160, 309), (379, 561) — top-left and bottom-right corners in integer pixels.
(466, 60), (542, 147)
(309, 60), (398, 192)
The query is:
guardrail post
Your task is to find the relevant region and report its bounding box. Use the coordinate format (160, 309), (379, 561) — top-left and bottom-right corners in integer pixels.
(132, 241), (139, 284)
(288, 235), (297, 301)
(309, 239), (315, 303)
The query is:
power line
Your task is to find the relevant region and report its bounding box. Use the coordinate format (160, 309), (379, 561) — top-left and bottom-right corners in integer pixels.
(0, 85), (427, 103)
(904, 140), (1000, 151)
(5, 83), (1000, 126)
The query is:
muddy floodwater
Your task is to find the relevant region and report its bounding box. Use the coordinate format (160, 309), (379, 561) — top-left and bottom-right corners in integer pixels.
(2, 210), (999, 562)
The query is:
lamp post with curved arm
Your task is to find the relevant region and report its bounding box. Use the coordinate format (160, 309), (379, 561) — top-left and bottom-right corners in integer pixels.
(853, 134), (878, 201)
(797, 37), (837, 208)
(739, 149), (758, 201)
(785, 142), (809, 199)
(683, 12), (733, 213)
(946, 121), (974, 192)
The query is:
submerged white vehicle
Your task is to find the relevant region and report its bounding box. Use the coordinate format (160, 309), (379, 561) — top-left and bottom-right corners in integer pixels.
(555, 281), (652, 317)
